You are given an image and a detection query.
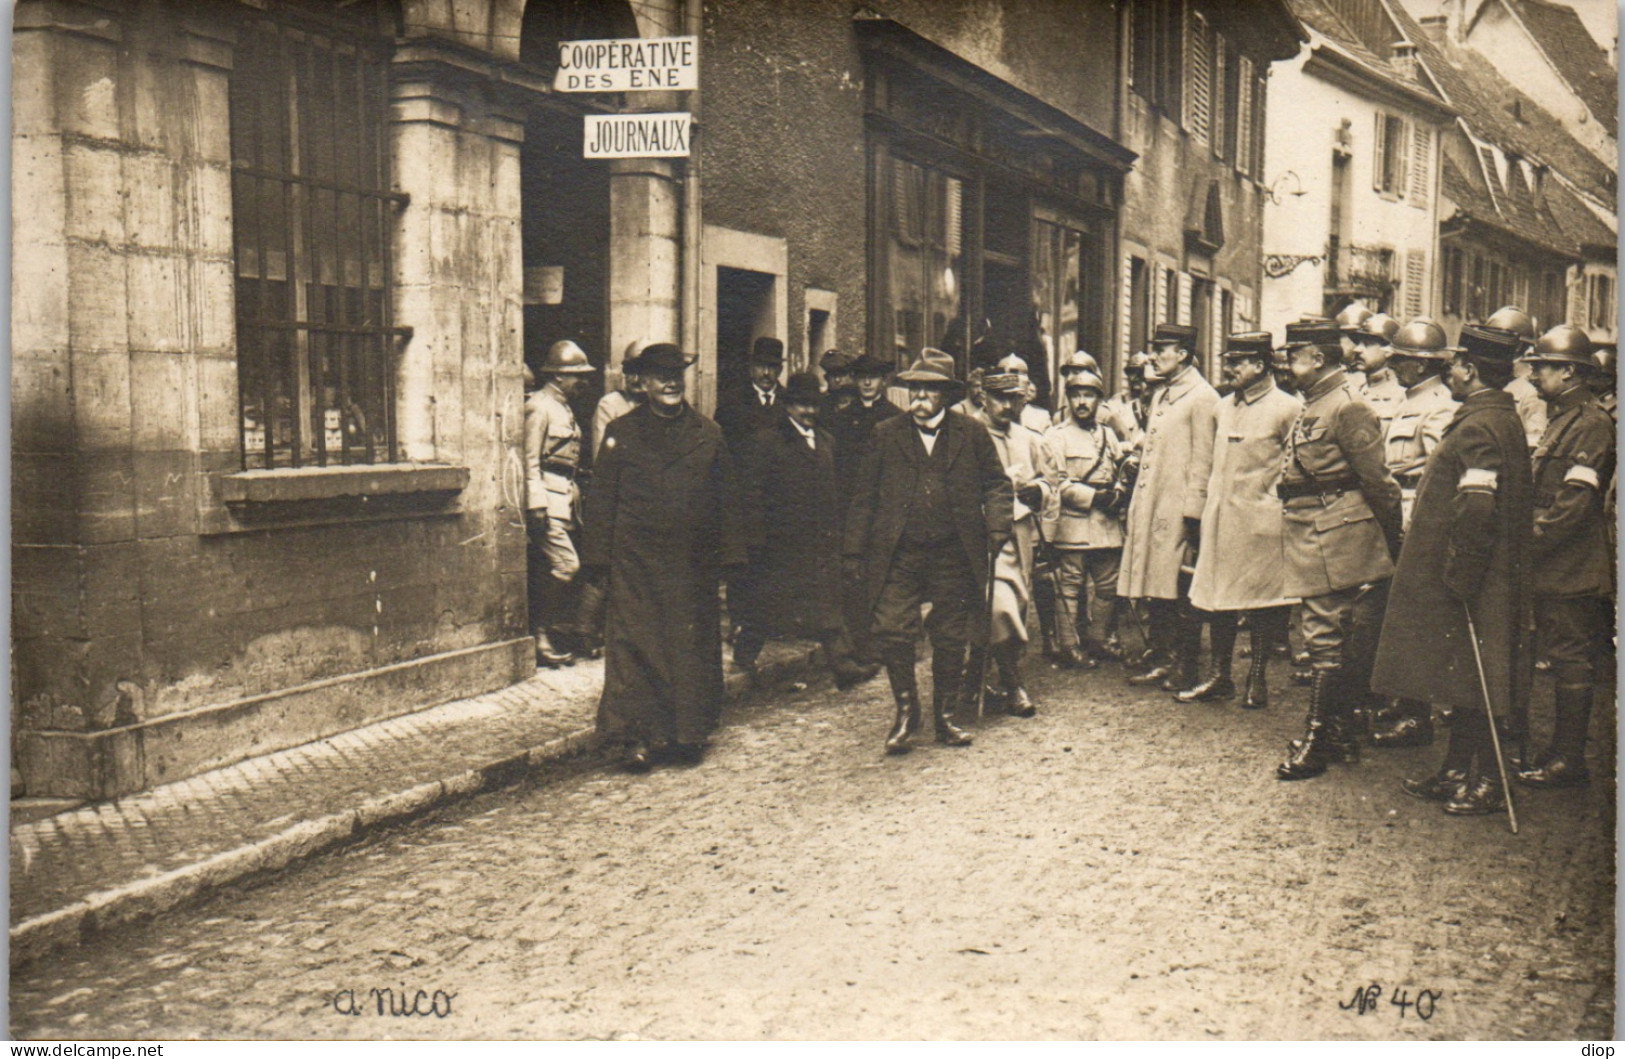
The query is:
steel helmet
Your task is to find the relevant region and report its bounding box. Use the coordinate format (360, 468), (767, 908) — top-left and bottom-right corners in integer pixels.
(1063, 369), (1106, 394)
(1390, 318), (1450, 359)
(1485, 306), (1536, 342)
(1521, 324), (1596, 367)
(1354, 313), (1401, 344)
(1059, 350), (1102, 377)
(1335, 302), (1375, 332)
(540, 339), (596, 374)
(1592, 344), (1617, 380)
(994, 353), (1032, 375)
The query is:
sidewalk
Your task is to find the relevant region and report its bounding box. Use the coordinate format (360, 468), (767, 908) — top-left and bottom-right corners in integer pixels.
(8, 639), (824, 968)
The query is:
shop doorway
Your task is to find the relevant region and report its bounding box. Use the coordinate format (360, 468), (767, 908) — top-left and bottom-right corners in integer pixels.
(715, 266), (778, 401)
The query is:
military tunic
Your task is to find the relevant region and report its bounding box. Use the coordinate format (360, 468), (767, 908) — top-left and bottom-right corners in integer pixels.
(1189, 376), (1300, 612)
(1372, 388), (1532, 714)
(1506, 374), (1548, 451)
(1384, 375), (1458, 528)
(524, 381), (586, 639)
(985, 420), (1060, 645)
(1529, 384), (1615, 600)
(1043, 419), (1127, 550)
(591, 388), (640, 460)
(1358, 366), (1405, 427)
(1119, 365), (1220, 600)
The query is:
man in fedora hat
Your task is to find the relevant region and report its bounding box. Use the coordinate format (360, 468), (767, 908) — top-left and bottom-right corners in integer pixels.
(844, 348), (1013, 755)
(1515, 324), (1615, 789)
(1183, 332), (1301, 708)
(581, 343), (748, 772)
(735, 372), (880, 692)
(1373, 323), (1532, 815)
(525, 339), (598, 667)
(1120, 322), (1219, 693)
(970, 370), (1059, 716)
(714, 335), (787, 448)
(1273, 319), (1403, 781)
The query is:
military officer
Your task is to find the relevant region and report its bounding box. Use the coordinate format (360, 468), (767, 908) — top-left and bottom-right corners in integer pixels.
(524, 340), (598, 667)
(972, 370), (1060, 716)
(1485, 306), (1547, 450)
(1274, 319), (1404, 781)
(844, 349), (1013, 755)
(1043, 367), (1129, 670)
(1120, 323), (1220, 692)
(1587, 343), (1617, 422)
(1364, 318), (1463, 749)
(1184, 332), (1301, 708)
(1350, 313), (1404, 426)
(1516, 325), (1616, 789)
(989, 353), (1055, 433)
(1376, 324), (1533, 815)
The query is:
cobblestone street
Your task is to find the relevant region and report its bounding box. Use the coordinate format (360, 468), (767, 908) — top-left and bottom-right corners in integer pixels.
(11, 659), (1615, 1041)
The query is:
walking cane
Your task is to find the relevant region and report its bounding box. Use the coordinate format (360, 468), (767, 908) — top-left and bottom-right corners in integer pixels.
(977, 540), (999, 719)
(1463, 603), (1519, 835)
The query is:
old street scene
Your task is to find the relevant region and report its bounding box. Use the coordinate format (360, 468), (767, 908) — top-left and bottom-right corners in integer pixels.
(8, 0), (1618, 1041)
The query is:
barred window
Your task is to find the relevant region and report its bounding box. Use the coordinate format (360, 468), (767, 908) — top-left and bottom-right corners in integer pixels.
(230, 2), (404, 469)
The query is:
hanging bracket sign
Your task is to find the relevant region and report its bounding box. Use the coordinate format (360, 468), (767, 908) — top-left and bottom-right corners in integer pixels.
(555, 36), (698, 92)
(583, 112), (692, 158)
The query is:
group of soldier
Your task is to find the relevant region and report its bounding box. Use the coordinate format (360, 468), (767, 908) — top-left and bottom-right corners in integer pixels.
(521, 304), (1614, 817)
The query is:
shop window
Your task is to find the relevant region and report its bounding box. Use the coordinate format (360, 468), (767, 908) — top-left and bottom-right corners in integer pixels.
(884, 156), (967, 367)
(230, 2), (401, 469)
(1033, 219), (1085, 387)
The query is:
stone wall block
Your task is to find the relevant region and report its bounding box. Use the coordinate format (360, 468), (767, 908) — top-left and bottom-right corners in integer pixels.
(13, 453), (78, 545)
(13, 634), (95, 733)
(12, 353), (75, 455)
(134, 449), (200, 539)
(79, 540), (143, 643)
(126, 252), (185, 352)
(194, 257), (236, 355)
(12, 543), (86, 641)
(53, 38), (119, 140)
(12, 241), (71, 352)
(193, 162), (233, 258)
(13, 134), (67, 254)
(189, 65), (232, 165)
(129, 349), (191, 451)
(70, 349), (133, 452)
(124, 153), (177, 251)
(196, 354), (242, 452)
(63, 142), (126, 246)
(68, 243), (129, 352)
(11, 30), (59, 137)
(74, 450), (137, 544)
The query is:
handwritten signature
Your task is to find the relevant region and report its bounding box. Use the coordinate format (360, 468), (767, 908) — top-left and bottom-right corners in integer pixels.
(333, 985), (457, 1018)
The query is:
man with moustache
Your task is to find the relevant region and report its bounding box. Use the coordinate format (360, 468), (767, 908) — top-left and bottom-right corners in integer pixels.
(844, 349), (1012, 755)
(1350, 314), (1404, 426)
(1182, 333), (1301, 708)
(524, 340), (598, 668)
(581, 343), (748, 772)
(1376, 324), (1532, 816)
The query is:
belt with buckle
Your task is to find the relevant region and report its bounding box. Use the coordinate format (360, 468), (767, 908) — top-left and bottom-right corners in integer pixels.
(1277, 476), (1361, 501)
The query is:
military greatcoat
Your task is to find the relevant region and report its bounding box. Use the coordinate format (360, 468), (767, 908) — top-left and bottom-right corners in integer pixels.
(1372, 388), (1532, 713)
(1119, 365), (1219, 600)
(1189, 376), (1301, 612)
(581, 403), (747, 746)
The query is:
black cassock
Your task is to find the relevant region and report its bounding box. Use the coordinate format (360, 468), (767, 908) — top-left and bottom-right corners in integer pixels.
(581, 403), (747, 746)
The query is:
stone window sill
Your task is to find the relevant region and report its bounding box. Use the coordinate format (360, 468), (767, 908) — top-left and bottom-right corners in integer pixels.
(219, 464), (469, 505)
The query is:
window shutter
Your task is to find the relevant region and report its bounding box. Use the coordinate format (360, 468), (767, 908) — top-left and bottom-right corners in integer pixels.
(1409, 124), (1431, 206)
(1178, 271), (1193, 327)
(1394, 118), (1410, 197)
(1189, 12), (1211, 143)
(1236, 59), (1254, 175)
(1252, 71), (1267, 180)
(1373, 113), (1387, 191)
(1404, 250), (1427, 318)
(1211, 34), (1226, 157)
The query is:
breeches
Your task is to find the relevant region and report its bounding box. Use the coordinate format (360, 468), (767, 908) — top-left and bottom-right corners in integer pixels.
(872, 541), (979, 653)
(1054, 548), (1121, 646)
(1299, 580), (1389, 670)
(1536, 595), (1611, 686)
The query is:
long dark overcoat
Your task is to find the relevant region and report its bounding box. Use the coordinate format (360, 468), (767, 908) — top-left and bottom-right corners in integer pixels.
(828, 397), (904, 510)
(738, 417), (843, 636)
(581, 403), (747, 745)
(1372, 389), (1532, 714)
(843, 410), (1013, 639)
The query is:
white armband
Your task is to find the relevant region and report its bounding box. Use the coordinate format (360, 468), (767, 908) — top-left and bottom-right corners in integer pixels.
(1458, 468), (1498, 493)
(1564, 464), (1601, 490)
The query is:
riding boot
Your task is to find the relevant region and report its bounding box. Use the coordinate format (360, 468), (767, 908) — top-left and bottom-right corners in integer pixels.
(962, 645), (1001, 713)
(825, 638), (880, 691)
(1060, 608), (1098, 670)
(1127, 604), (1174, 685)
(1370, 697), (1434, 748)
(1277, 668), (1337, 780)
(994, 641), (1037, 717)
(1241, 644), (1269, 709)
(1323, 667), (1362, 764)
(1517, 686), (1593, 788)
(1402, 707), (1478, 801)
(1161, 614), (1202, 692)
(931, 647), (974, 746)
(1177, 612), (1236, 702)
(882, 645), (922, 755)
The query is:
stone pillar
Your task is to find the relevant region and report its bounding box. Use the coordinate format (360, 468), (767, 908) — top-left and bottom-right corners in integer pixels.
(607, 157), (683, 371)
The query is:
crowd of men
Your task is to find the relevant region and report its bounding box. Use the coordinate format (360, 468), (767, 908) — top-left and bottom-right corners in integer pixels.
(522, 305), (1615, 817)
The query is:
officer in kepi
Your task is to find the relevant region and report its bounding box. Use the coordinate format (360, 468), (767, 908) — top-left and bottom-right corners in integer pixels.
(843, 348), (1013, 756)
(1274, 319), (1403, 781)
(1516, 325), (1616, 789)
(1374, 323), (1532, 816)
(524, 340), (598, 667)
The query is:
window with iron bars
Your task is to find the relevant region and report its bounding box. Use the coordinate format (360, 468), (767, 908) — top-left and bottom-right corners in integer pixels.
(230, 1), (406, 469)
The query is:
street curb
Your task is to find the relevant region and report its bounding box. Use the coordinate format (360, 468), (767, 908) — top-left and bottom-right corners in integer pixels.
(9, 645), (823, 969)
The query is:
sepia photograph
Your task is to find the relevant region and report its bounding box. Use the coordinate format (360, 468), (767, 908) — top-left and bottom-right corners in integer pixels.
(6, 0), (1618, 1040)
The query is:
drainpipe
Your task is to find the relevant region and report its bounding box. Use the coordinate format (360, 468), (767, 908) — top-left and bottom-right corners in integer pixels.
(681, 0), (706, 410)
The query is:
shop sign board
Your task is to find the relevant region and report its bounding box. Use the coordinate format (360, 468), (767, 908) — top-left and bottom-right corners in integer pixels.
(583, 112), (692, 158)
(555, 36), (698, 92)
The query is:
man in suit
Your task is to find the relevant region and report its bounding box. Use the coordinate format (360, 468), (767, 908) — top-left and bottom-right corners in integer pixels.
(1120, 323), (1220, 693)
(714, 336), (786, 448)
(844, 348), (1013, 755)
(735, 372), (879, 691)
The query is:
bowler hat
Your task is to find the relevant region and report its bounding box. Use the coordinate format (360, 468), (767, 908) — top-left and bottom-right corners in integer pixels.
(1223, 331), (1274, 358)
(895, 347), (961, 388)
(820, 350), (853, 374)
(783, 371), (823, 405)
(1520, 324), (1595, 368)
(1284, 319), (1342, 353)
(628, 342), (695, 374)
(1152, 322), (1198, 346)
(749, 336), (785, 365)
(848, 352), (892, 376)
(1458, 324), (1523, 365)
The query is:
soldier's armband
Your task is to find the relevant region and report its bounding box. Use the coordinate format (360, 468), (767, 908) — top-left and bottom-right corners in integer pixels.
(1458, 468), (1498, 495)
(1564, 464), (1601, 490)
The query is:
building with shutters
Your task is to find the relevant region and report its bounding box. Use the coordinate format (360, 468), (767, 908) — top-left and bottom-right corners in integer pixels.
(1114, 0), (1304, 382)
(1259, 0), (1454, 334)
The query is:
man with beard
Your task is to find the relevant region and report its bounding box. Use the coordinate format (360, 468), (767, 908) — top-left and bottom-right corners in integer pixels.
(1377, 324), (1532, 816)
(735, 372), (879, 691)
(581, 343), (747, 772)
(844, 349), (1012, 755)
